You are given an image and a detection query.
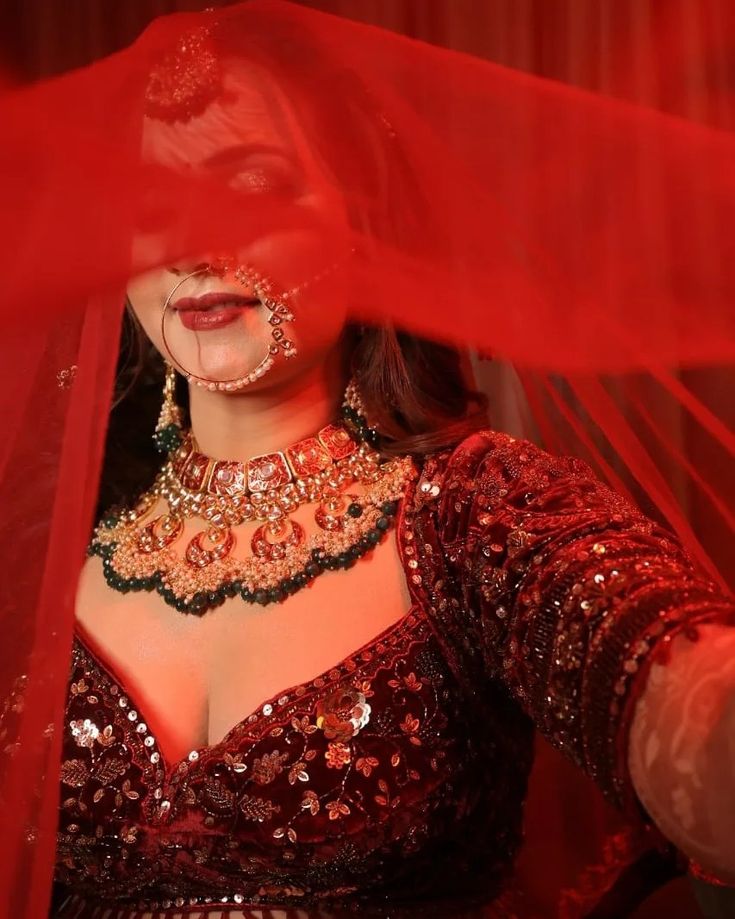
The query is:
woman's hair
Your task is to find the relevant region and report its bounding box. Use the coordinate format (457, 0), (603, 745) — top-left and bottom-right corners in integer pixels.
(97, 23), (489, 515)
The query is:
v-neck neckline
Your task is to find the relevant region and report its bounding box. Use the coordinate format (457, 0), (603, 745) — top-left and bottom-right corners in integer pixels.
(71, 602), (422, 778)
(71, 477), (425, 776)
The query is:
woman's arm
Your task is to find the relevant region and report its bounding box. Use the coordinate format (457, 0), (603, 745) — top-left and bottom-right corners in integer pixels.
(437, 430), (735, 876)
(628, 622), (735, 882)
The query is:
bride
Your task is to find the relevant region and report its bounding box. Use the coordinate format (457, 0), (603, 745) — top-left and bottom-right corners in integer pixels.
(0, 3), (733, 918)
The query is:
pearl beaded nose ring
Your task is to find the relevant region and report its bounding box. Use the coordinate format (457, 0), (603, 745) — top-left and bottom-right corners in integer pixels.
(160, 261), (298, 392)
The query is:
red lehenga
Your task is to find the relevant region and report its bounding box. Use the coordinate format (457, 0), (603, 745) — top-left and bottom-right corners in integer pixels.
(45, 431), (732, 917)
(1, 2), (735, 917)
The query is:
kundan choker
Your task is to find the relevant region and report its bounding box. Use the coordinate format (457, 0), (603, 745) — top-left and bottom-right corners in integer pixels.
(90, 385), (416, 614)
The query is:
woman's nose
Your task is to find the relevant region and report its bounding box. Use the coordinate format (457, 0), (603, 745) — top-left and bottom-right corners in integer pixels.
(166, 262), (208, 277)
(166, 253), (238, 277)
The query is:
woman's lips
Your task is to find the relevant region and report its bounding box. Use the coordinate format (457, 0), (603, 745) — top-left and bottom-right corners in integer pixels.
(173, 292), (259, 332)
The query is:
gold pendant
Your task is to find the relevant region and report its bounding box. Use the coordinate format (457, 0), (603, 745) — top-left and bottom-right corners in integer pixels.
(185, 525), (235, 568)
(136, 514), (183, 553)
(251, 518), (305, 561)
(315, 494), (358, 532)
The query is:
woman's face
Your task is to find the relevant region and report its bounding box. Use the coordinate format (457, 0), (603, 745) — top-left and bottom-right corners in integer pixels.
(127, 62), (352, 390)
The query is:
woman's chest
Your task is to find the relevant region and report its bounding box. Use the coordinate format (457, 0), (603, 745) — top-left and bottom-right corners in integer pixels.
(59, 482), (537, 910)
(59, 608), (535, 911)
(74, 528), (414, 760)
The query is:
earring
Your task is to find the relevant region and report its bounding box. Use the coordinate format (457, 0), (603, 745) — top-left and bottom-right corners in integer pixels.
(153, 361), (184, 453)
(341, 376), (380, 447)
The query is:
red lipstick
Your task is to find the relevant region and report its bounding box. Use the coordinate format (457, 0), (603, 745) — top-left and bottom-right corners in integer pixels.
(173, 292), (259, 332)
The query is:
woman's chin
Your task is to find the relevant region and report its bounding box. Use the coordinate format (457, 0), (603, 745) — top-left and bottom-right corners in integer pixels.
(174, 342), (271, 384)
(191, 362), (263, 383)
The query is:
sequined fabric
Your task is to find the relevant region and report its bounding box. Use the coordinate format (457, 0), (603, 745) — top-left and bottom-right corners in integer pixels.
(53, 431), (735, 917)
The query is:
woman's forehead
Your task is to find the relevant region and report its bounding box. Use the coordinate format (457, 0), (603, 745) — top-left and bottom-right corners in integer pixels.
(141, 63), (300, 170)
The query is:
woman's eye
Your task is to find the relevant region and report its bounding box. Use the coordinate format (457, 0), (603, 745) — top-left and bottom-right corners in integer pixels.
(229, 166), (300, 195)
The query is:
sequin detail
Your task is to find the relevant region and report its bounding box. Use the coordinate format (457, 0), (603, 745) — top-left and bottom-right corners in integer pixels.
(54, 430), (734, 915)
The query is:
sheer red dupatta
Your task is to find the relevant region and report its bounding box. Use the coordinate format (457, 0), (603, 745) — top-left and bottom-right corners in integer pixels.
(0, 2), (734, 915)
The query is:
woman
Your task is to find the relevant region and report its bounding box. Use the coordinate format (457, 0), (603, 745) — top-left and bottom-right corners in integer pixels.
(1, 3), (734, 918)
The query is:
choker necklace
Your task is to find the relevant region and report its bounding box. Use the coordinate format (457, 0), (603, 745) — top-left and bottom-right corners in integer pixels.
(90, 390), (416, 614)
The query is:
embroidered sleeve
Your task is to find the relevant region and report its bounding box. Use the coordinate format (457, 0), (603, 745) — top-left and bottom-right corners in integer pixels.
(436, 430), (735, 821)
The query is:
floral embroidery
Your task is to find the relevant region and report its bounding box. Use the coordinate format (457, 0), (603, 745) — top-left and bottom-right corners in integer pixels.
(117, 779), (140, 802)
(399, 713), (422, 745)
(69, 719), (100, 748)
(223, 751), (248, 773)
(326, 800), (351, 820)
(374, 778), (400, 808)
(60, 759), (89, 787)
(287, 760), (310, 784)
(290, 714), (318, 735)
(202, 777), (236, 814)
(300, 789), (320, 815)
(251, 749), (288, 785)
(240, 794), (281, 823)
(120, 826), (138, 844)
(324, 741), (351, 769)
(56, 606), (504, 915)
(315, 687), (371, 741)
(403, 672), (424, 691)
(53, 431), (728, 916)
(69, 719), (115, 750)
(94, 757), (127, 785)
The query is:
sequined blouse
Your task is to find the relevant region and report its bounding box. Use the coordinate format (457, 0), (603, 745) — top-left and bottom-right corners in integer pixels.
(52, 431), (734, 918)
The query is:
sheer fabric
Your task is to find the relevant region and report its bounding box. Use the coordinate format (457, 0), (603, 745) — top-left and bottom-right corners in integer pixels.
(0, 1), (734, 915)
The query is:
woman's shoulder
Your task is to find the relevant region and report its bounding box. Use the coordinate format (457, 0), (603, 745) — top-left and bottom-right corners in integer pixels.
(424, 427), (661, 548)
(427, 428), (594, 494)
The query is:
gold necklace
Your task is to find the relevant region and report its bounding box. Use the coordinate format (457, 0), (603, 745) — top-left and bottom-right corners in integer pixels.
(90, 417), (416, 614)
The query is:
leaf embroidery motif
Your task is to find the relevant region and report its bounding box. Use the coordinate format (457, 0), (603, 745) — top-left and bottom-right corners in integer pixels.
(60, 759), (89, 788)
(288, 761), (310, 785)
(301, 790), (319, 815)
(355, 756), (379, 777)
(326, 800), (350, 820)
(240, 795), (281, 823)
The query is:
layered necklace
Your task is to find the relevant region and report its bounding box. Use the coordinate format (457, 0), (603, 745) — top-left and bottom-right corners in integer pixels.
(90, 387), (416, 614)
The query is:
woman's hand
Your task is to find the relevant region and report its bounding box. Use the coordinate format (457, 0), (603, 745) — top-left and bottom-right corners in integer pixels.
(628, 622), (735, 883)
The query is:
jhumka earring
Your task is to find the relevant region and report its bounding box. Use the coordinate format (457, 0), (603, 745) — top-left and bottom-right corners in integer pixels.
(153, 361), (184, 453)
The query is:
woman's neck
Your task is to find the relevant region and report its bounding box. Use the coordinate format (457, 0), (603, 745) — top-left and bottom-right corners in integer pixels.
(186, 350), (346, 460)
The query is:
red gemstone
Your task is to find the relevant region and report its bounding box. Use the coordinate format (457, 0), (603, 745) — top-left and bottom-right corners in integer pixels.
(181, 452), (210, 490)
(287, 437), (331, 477)
(209, 460), (247, 496)
(247, 452), (292, 492)
(318, 424), (356, 460)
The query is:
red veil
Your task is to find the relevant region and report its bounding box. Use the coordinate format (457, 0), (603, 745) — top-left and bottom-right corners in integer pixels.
(0, 1), (733, 915)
